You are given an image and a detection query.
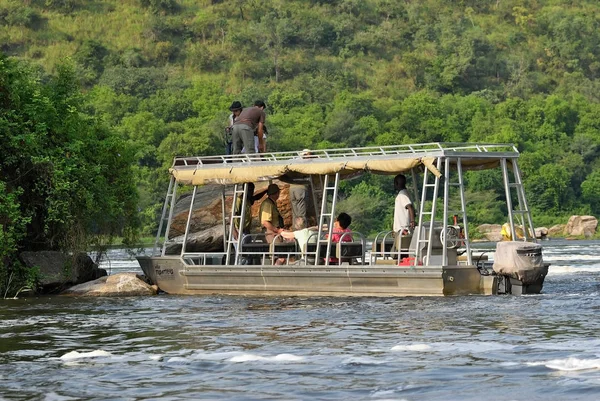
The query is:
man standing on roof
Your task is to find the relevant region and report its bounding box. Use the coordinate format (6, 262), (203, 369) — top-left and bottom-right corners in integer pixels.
(393, 174), (416, 234)
(260, 183), (284, 243)
(225, 101), (243, 155)
(232, 100), (266, 154)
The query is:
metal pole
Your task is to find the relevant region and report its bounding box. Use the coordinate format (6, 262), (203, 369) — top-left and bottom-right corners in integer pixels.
(324, 173), (340, 266)
(153, 176), (174, 257)
(221, 188), (227, 250)
(425, 157), (442, 266)
(235, 183), (249, 265)
(513, 159), (536, 242)
(181, 186), (198, 257)
(501, 158), (517, 241)
(161, 181), (178, 257)
(415, 166), (429, 263)
(315, 175), (329, 265)
(411, 167), (420, 214)
(442, 157), (450, 265)
(456, 158), (472, 265)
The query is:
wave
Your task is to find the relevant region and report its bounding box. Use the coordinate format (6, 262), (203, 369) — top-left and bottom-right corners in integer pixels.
(391, 341), (513, 354)
(60, 350), (112, 361)
(527, 357), (600, 371)
(342, 356), (389, 365)
(547, 265), (600, 275)
(228, 353), (304, 363)
(543, 254), (600, 262)
(390, 344), (432, 352)
(43, 392), (79, 401)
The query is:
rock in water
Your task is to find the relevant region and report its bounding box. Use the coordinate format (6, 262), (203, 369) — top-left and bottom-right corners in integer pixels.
(564, 215), (598, 238)
(20, 251), (107, 292)
(61, 273), (158, 297)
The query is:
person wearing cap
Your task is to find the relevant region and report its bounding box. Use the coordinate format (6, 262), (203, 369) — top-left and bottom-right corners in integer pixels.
(232, 100), (267, 154)
(225, 101), (243, 155)
(259, 183), (284, 243)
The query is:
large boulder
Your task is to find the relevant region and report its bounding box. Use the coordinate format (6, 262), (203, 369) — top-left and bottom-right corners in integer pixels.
(547, 224), (565, 238)
(164, 225), (225, 254)
(61, 273), (158, 297)
(476, 224), (503, 242)
(534, 227), (548, 239)
(20, 251), (107, 292)
(169, 181), (297, 238)
(564, 215), (598, 237)
(166, 180), (317, 251)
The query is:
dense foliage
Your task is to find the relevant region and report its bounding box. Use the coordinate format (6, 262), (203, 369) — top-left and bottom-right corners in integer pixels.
(0, 54), (139, 295)
(2, 0), (600, 238)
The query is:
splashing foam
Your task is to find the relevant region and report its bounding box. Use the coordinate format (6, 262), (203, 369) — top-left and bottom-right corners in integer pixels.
(528, 357), (600, 371)
(60, 350), (112, 361)
(391, 344), (433, 352)
(229, 353), (304, 362)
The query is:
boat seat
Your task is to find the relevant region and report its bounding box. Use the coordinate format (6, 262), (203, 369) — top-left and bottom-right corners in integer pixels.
(240, 233), (269, 264)
(372, 233), (412, 260)
(270, 239), (299, 259)
(305, 243), (336, 256)
(375, 238), (395, 253)
(337, 241), (364, 265)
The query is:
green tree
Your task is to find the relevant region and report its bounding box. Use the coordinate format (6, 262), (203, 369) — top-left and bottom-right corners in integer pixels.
(0, 54), (139, 295)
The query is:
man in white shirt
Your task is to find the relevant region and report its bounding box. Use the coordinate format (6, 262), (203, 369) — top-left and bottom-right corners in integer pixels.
(393, 174), (415, 234)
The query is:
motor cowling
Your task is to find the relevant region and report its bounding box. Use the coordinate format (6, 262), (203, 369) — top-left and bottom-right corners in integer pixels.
(492, 241), (548, 285)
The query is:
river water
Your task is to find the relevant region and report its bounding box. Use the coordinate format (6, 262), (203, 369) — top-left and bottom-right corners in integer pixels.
(1, 240), (599, 400)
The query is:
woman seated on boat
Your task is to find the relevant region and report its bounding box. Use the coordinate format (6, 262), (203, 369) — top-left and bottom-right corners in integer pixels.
(326, 212), (353, 265)
(280, 217), (318, 263)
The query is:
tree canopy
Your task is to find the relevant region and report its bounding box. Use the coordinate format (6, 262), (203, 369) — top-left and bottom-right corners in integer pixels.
(0, 54), (139, 295)
(1, 0), (600, 241)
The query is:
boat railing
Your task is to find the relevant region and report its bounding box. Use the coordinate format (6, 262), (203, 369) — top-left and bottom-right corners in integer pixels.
(371, 230), (416, 265)
(171, 142), (518, 168)
(336, 232), (367, 265)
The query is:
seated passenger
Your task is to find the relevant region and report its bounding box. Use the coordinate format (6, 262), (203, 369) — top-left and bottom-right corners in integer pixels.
(259, 183), (284, 243)
(327, 212), (353, 264)
(280, 216), (318, 259)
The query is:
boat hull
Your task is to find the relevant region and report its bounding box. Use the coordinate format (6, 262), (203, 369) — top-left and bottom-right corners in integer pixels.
(137, 256), (501, 296)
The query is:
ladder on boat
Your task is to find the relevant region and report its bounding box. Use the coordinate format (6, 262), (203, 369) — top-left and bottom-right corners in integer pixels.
(441, 157), (472, 265)
(153, 176), (178, 257)
(225, 183), (250, 265)
(316, 173), (340, 265)
(501, 158), (535, 242)
(309, 175), (324, 223)
(414, 158), (443, 266)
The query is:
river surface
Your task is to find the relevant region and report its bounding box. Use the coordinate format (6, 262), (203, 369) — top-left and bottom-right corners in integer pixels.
(1, 240), (600, 400)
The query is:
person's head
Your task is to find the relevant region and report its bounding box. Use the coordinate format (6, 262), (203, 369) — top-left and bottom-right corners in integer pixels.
(254, 100), (266, 110)
(394, 174), (407, 191)
(294, 216), (306, 230)
(335, 212), (352, 230)
(229, 101), (243, 114)
(267, 183), (280, 200)
(300, 149), (313, 159)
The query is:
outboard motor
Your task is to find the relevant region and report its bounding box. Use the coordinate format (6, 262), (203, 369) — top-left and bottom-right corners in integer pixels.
(492, 241), (548, 295)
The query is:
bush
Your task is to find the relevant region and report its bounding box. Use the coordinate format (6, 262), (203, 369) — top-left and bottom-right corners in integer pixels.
(0, 54), (139, 296)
